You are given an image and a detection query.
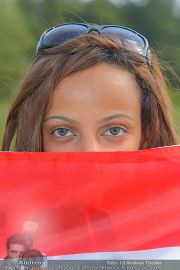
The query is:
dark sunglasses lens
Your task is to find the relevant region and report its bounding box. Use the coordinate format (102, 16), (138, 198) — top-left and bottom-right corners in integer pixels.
(102, 27), (146, 54)
(40, 24), (88, 49)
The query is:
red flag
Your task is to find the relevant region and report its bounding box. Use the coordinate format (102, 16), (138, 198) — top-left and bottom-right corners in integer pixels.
(0, 146), (180, 259)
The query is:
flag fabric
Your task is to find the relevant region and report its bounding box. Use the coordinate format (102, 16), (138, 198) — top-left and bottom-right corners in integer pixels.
(0, 146), (180, 259)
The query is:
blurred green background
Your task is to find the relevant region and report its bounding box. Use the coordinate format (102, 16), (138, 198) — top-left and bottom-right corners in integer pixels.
(0, 0), (180, 146)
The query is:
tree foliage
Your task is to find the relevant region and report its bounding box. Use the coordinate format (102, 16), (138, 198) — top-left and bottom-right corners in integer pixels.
(0, 0), (35, 99)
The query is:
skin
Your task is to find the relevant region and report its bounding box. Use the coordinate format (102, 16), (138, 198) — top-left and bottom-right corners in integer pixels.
(7, 243), (25, 259)
(43, 63), (142, 152)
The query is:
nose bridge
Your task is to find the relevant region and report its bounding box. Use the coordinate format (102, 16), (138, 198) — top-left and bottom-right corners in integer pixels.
(80, 135), (101, 152)
(88, 25), (101, 35)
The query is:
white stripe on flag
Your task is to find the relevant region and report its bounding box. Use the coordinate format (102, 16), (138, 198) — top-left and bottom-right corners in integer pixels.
(49, 247), (180, 260)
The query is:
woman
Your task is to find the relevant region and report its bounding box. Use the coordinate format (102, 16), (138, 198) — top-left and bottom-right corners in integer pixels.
(1, 23), (178, 152)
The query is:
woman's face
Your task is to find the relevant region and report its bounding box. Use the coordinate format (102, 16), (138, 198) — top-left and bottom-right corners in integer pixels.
(43, 63), (142, 152)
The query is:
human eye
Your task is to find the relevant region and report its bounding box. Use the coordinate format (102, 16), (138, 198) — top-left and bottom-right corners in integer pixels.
(103, 126), (127, 136)
(51, 127), (73, 137)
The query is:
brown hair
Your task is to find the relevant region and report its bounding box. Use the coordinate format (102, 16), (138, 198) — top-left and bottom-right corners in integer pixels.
(2, 34), (179, 151)
(7, 233), (25, 249)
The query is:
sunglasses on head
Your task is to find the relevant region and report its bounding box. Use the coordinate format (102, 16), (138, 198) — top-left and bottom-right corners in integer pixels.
(36, 23), (151, 65)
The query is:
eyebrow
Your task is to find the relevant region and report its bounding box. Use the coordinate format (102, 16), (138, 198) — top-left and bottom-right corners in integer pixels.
(98, 114), (134, 123)
(44, 115), (78, 125)
(44, 113), (133, 124)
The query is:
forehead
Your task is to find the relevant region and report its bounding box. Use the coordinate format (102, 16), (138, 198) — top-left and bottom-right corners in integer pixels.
(49, 63), (140, 116)
(9, 243), (24, 252)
